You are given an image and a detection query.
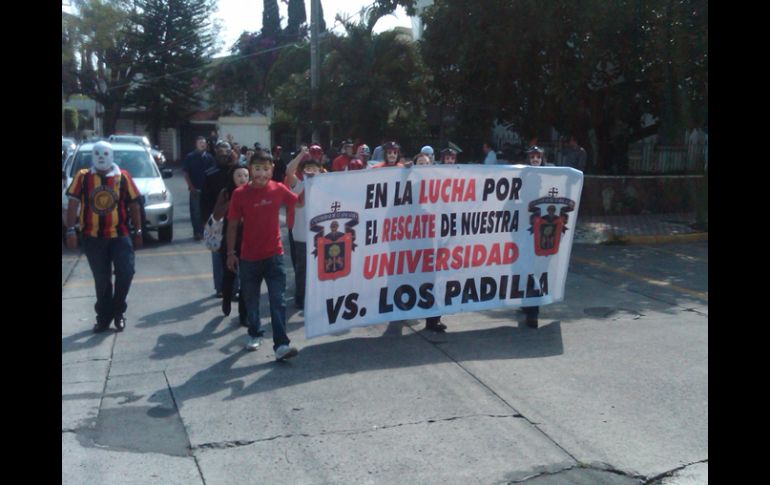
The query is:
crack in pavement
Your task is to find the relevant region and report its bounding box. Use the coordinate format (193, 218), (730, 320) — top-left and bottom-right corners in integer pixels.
(509, 462), (647, 484)
(192, 413), (524, 451)
(644, 459), (708, 484)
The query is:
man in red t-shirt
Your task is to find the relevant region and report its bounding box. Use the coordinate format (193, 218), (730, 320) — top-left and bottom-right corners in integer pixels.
(226, 153), (300, 360)
(331, 139), (355, 171)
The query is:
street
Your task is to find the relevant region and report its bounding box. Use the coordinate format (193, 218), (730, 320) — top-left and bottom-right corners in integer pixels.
(62, 167), (707, 485)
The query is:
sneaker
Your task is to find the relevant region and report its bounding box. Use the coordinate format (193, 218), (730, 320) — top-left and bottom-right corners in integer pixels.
(275, 344), (298, 361)
(245, 337), (262, 351)
(114, 314), (126, 332)
(93, 321), (111, 333)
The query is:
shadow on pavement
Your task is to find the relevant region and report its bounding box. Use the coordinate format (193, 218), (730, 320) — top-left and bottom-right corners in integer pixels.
(148, 321), (563, 416)
(62, 328), (114, 354)
(138, 296), (221, 327)
(150, 315), (242, 360)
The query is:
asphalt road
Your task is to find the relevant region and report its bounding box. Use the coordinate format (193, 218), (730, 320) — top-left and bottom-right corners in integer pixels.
(62, 167), (708, 484)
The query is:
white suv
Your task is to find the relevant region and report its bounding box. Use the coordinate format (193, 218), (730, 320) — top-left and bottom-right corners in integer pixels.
(62, 142), (175, 242)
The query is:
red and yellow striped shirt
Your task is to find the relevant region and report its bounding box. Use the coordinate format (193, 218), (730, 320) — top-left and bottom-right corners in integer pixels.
(66, 167), (141, 238)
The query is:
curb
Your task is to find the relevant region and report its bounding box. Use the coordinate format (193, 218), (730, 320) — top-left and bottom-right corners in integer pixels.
(607, 232), (708, 245)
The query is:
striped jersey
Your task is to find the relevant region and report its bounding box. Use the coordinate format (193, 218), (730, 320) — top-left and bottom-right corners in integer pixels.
(66, 166), (141, 238)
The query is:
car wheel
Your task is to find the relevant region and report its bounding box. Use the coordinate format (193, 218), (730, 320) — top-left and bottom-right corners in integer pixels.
(158, 225), (173, 242)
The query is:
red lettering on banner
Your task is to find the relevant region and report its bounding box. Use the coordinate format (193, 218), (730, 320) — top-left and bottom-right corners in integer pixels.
(406, 249), (421, 273)
(382, 218), (391, 242)
(419, 179), (477, 204)
(471, 244), (486, 266)
(435, 247), (450, 271)
(421, 249), (435, 272)
(362, 243), (519, 279)
(503, 242), (518, 264)
(487, 243), (501, 265)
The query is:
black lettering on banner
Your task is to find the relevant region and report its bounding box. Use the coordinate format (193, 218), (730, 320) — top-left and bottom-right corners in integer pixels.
(480, 277), (497, 301)
(482, 177), (523, 201)
(379, 287), (393, 314)
(526, 273), (549, 297)
(327, 294), (360, 323)
(394, 284), (417, 310)
(365, 220), (378, 245)
(418, 283), (435, 309)
(509, 275), (525, 298)
(365, 183), (387, 209)
(394, 181), (412, 206)
(461, 278), (479, 303)
(440, 213), (457, 237)
(445, 280), (461, 305)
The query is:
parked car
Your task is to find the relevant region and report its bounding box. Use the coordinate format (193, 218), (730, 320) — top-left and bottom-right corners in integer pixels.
(108, 134), (166, 168)
(62, 137), (76, 167)
(62, 142), (175, 242)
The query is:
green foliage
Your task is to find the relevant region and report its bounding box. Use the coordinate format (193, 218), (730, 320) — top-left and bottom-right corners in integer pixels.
(64, 107), (79, 134)
(129, 0), (217, 143)
(419, 0), (708, 172)
(285, 0), (307, 41)
(262, 0), (281, 38)
(69, 0), (140, 135)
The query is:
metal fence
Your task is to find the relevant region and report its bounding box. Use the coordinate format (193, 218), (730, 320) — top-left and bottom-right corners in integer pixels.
(628, 141), (707, 174)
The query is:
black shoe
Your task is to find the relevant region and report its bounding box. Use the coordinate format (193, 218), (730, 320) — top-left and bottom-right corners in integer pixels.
(93, 321), (111, 333)
(114, 315), (126, 332)
(194, 234), (203, 241)
(426, 320), (447, 332)
(525, 315), (539, 329)
(215, 292), (224, 299)
(222, 298), (231, 316)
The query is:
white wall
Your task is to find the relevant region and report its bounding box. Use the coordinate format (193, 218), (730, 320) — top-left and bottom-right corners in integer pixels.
(217, 115), (272, 149)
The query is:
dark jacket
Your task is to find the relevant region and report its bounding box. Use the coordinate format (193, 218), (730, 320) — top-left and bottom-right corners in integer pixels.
(201, 163), (231, 222)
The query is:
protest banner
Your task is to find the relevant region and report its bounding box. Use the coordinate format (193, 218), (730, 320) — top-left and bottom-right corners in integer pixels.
(302, 165), (583, 338)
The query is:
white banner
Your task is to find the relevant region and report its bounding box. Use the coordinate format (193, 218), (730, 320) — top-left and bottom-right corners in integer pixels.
(302, 165), (583, 338)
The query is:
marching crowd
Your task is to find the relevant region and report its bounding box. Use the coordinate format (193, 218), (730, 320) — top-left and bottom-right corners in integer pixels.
(66, 134), (586, 361)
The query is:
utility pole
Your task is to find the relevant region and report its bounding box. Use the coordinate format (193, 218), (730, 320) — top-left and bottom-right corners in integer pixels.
(310, 0), (320, 144)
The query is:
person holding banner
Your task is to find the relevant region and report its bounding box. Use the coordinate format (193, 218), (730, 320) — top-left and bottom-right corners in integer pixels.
(439, 147), (459, 164)
(285, 145), (325, 310)
(226, 153), (300, 360)
(414, 153), (432, 166)
(520, 145), (551, 328)
(371, 141), (405, 168)
(332, 139), (355, 172)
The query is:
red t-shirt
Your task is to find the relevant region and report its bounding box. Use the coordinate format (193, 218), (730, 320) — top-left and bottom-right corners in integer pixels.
(227, 180), (299, 261)
(332, 154), (352, 172)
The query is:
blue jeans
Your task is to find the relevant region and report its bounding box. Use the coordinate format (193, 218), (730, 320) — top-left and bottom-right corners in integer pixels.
(190, 189), (203, 237)
(82, 236), (136, 325)
(239, 256), (291, 349)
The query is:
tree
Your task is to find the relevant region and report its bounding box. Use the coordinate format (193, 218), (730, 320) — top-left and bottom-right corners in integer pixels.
(69, 0), (142, 136)
(284, 0), (307, 42)
(419, 0), (707, 173)
(129, 0), (218, 145)
(262, 0), (281, 38)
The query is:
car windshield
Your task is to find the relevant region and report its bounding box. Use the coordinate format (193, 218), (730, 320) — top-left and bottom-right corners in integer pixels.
(71, 149), (159, 178)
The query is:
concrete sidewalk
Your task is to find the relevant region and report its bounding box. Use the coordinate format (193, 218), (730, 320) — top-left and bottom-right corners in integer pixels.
(574, 212), (707, 245)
